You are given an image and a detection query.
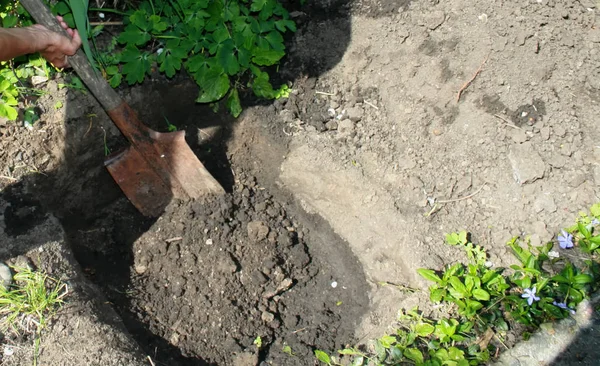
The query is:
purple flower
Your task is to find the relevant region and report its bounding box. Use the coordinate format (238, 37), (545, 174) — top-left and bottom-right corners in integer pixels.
(553, 301), (576, 314)
(521, 287), (540, 306)
(592, 219), (600, 226)
(558, 230), (574, 249)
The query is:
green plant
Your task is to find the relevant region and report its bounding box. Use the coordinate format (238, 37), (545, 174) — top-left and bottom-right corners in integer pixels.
(97, 0), (295, 117)
(317, 203), (600, 366)
(0, 266), (67, 335)
(0, 1), (68, 122)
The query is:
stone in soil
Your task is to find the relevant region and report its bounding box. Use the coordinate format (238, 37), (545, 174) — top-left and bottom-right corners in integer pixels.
(508, 142), (546, 185)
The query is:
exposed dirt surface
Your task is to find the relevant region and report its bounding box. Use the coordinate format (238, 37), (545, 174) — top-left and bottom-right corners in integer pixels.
(67, 171), (369, 365)
(2, 0), (600, 364)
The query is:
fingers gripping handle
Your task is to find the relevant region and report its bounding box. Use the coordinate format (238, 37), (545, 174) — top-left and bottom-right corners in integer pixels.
(19, 0), (122, 111)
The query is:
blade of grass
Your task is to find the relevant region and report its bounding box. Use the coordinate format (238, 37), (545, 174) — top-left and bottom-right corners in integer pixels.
(67, 0), (96, 70)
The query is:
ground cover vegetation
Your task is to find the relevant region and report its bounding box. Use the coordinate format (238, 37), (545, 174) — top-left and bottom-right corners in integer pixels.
(315, 204), (600, 365)
(1, 0), (295, 121)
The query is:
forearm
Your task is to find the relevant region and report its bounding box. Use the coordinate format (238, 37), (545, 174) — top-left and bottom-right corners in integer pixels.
(0, 27), (47, 62)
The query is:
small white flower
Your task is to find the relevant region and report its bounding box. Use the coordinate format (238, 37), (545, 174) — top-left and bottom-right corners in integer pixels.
(484, 261), (493, 268)
(331, 281), (338, 288)
(99, 12), (105, 19)
(548, 250), (560, 259)
(157, 48), (164, 55)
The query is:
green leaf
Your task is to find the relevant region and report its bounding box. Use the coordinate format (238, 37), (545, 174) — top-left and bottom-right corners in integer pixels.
(129, 9), (151, 30)
(472, 288), (490, 301)
(2, 14), (19, 28)
(252, 49), (285, 66)
(108, 73), (122, 88)
(212, 26), (230, 44)
(0, 103), (18, 121)
(481, 269), (498, 284)
(573, 274), (593, 285)
(158, 40), (188, 78)
(186, 54), (212, 74)
(379, 334), (396, 348)
(448, 347), (465, 360)
(68, 0), (96, 69)
(251, 0), (269, 12)
(275, 19), (297, 32)
(591, 203), (600, 218)
(314, 350), (331, 365)
(217, 40), (240, 75)
(196, 69), (230, 103)
(251, 71), (277, 99)
(105, 65), (119, 76)
(118, 23), (152, 46)
(264, 30), (285, 51)
(448, 276), (467, 298)
(149, 14), (169, 33)
(417, 269), (442, 283)
(430, 288), (445, 303)
(404, 348), (424, 364)
(226, 88), (242, 118)
(120, 47), (152, 84)
(446, 232), (467, 246)
(415, 322), (435, 337)
(578, 222), (591, 239)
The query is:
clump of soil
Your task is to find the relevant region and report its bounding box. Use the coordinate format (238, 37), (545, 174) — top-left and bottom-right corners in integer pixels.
(67, 167), (368, 365)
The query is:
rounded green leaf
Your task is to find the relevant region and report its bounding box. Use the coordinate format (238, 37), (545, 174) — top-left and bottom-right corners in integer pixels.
(196, 69), (230, 103)
(314, 350), (331, 365)
(472, 288), (490, 301)
(415, 322), (435, 337)
(403, 347), (424, 364)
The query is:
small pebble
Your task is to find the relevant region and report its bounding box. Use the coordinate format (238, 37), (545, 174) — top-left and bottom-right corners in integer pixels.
(0, 263), (12, 289)
(3, 346), (14, 356)
(331, 281), (338, 288)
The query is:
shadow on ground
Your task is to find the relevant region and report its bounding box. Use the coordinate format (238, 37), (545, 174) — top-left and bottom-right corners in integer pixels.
(1, 0), (360, 364)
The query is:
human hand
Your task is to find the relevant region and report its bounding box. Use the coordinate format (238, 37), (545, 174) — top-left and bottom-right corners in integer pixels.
(32, 16), (82, 68)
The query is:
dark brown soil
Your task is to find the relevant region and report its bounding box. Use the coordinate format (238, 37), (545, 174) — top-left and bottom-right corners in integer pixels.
(64, 165), (369, 365)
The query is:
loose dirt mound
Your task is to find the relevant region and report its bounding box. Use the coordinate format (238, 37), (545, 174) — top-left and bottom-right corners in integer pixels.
(63, 166), (369, 365)
(128, 170), (366, 364)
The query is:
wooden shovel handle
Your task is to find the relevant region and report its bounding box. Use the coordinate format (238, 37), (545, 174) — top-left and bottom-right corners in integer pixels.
(19, 0), (122, 111)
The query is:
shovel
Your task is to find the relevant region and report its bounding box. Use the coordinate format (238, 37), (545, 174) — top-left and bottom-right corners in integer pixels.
(20, 0), (225, 217)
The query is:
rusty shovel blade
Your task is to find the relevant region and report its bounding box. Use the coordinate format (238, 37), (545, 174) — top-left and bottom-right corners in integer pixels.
(105, 104), (225, 217)
(105, 146), (172, 217)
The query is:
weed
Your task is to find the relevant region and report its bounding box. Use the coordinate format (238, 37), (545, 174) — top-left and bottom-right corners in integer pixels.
(316, 203), (600, 365)
(163, 115), (177, 132)
(0, 266), (67, 337)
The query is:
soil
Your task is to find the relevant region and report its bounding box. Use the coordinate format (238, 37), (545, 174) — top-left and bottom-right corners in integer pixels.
(1, 0), (600, 364)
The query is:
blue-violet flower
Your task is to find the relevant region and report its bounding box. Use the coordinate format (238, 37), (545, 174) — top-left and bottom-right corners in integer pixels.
(521, 287), (540, 306)
(558, 230), (574, 249)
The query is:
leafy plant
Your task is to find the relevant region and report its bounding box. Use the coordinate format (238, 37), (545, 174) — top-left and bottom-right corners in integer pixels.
(317, 203), (600, 366)
(97, 0), (295, 117)
(0, 1), (71, 123)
